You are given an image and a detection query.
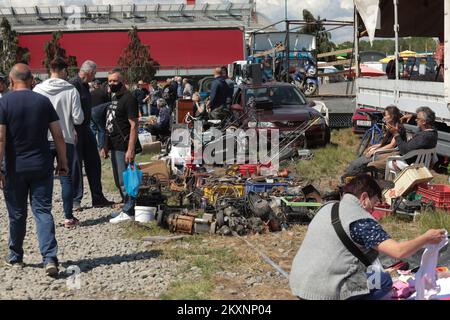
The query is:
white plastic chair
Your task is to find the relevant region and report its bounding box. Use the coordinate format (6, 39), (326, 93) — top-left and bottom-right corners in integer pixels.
(384, 148), (438, 180)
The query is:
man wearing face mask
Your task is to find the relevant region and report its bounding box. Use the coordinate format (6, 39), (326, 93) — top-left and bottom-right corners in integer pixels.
(101, 68), (141, 223)
(289, 174), (446, 300)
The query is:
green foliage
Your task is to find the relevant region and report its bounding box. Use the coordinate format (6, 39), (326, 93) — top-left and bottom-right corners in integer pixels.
(117, 26), (159, 84)
(43, 31), (78, 76)
(337, 37), (437, 55)
(299, 9), (336, 59)
(0, 17), (30, 73)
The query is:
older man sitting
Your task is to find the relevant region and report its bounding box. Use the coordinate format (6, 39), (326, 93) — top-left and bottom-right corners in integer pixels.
(386, 106), (438, 172)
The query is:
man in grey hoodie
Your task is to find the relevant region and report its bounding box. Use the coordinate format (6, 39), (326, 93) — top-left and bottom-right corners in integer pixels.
(34, 57), (84, 228)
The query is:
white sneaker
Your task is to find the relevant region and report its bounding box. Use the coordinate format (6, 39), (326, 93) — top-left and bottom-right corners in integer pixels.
(110, 211), (121, 219)
(109, 212), (133, 224)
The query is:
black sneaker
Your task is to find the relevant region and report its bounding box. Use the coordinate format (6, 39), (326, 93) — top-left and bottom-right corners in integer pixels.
(45, 262), (59, 277)
(4, 257), (25, 268)
(92, 198), (115, 208)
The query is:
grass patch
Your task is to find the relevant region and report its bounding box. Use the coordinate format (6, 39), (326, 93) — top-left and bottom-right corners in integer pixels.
(160, 279), (215, 300)
(380, 215), (422, 240)
(297, 128), (360, 182)
(120, 220), (171, 240)
(417, 209), (450, 234)
(159, 240), (243, 300)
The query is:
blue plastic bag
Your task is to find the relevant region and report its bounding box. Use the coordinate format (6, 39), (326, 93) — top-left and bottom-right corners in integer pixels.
(122, 162), (142, 198)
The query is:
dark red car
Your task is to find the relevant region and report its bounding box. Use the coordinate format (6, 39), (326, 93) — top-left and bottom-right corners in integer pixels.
(230, 82), (330, 147)
(351, 107), (384, 134)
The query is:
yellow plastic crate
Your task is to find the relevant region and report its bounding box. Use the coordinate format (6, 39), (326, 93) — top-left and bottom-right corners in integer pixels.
(203, 184), (245, 204)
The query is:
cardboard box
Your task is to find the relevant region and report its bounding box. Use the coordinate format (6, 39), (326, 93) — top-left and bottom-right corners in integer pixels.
(141, 141), (161, 155)
(138, 160), (169, 183)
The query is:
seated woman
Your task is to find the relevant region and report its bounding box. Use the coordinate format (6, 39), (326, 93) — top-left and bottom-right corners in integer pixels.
(343, 106), (406, 179)
(145, 98), (172, 138)
(192, 92), (208, 120)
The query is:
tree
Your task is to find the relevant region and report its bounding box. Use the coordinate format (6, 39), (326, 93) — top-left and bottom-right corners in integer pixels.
(337, 38), (437, 55)
(0, 17), (30, 74)
(118, 26), (159, 84)
(43, 31), (78, 76)
(300, 9), (336, 59)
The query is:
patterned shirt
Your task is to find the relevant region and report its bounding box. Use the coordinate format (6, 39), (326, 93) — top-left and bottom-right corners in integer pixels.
(350, 219), (391, 249)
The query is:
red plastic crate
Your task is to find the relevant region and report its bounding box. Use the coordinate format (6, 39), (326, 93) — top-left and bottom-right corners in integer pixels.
(417, 184), (450, 210)
(239, 164), (258, 177)
(371, 203), (393, 220)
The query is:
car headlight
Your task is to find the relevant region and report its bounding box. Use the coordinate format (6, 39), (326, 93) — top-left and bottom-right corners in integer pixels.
(307, 67), (316, 76)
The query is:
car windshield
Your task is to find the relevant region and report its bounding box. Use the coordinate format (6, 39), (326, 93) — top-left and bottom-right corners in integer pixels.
(245, 86), (306, 107)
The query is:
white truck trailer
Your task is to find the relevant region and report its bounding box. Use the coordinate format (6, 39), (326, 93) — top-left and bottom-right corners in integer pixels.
(355, 0), (450, 158)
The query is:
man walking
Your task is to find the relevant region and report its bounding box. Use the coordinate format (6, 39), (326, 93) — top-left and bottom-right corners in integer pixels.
(70, 60), (113, 210)
(34, 57), (84, 228)
(101, 68), (141, 223)
(0, 63), (67, 276)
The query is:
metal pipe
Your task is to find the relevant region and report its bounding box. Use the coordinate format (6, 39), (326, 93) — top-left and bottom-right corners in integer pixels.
(287, 19), (353, 25)
(249, 19), (285, 34)
(354, 5), (360, 78)
(394, 0), (399, 81)
(232, 231), (289, 279)
(284, 0), (287, 21)
(285, 19), (290, 82)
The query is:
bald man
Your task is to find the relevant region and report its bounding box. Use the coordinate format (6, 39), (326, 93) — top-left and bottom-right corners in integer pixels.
(207, 67), (232, 120)
(0, 63), (67, 276)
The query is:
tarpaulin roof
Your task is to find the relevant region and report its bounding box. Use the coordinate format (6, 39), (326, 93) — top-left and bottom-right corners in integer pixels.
(356, 0), (444, 39)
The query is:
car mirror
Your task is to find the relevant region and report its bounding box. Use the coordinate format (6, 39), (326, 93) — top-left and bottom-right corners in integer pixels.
(231, 104), (244, 112)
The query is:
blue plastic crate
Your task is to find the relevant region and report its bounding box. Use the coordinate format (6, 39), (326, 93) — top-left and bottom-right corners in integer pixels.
(245, 181), (289, 194)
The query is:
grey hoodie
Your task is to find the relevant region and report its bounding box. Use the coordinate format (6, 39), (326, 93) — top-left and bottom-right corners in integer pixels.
(34, 78), (84, 145)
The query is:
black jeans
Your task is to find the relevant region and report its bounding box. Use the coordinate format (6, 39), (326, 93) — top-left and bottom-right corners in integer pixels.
(72, 124), (105, 205)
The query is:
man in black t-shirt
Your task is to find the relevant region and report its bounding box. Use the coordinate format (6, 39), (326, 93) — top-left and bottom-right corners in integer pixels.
(101, 68), (141, 223)
(0, 63), (67, 276)
(90, 80), (110, 151)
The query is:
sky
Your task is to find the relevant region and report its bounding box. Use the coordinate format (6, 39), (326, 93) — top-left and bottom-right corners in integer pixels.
(0, 0), (355, 43)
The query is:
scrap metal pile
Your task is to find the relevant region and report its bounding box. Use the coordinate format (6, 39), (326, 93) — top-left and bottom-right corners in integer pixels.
(136, 160), (326, 236)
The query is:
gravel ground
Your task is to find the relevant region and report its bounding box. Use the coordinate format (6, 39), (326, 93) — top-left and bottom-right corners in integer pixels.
(0, 178), (183, 300)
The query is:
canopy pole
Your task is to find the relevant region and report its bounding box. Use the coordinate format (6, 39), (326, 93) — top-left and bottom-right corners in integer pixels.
(393, 0), (399, 81)
(285, 19), (290, 82)
(354, 6), (360, 78)
(445, 0), (449, 105)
